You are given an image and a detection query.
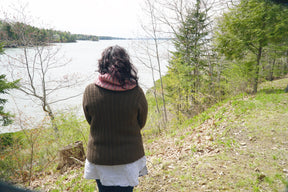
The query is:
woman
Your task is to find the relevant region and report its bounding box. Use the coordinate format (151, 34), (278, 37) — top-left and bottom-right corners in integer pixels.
(82, 45), (148, 192)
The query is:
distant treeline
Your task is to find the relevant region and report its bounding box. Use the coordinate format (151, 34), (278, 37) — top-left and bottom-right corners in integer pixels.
(74, 34), (99, 41)
(0, 20), (99, 47)
(98, 36), (126, 40)
(0, 20), (170, 48)
(98, 36), (171, 40)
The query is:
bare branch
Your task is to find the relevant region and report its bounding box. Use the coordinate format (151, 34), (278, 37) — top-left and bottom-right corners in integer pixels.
(49, 92), (83, 105)
(1, 5), (86, 132)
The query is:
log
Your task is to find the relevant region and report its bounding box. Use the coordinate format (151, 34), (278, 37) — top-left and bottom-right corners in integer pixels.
(57, 141), (86, 172)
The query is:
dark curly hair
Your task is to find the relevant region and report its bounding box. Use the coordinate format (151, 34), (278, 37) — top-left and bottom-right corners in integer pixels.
(98, 45), (138, 87)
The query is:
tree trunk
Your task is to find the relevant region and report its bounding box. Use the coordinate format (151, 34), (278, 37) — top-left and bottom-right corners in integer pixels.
(253, 46), (263, 94)
(269, 58), (276, 81)
(43, 103), (58, 132)
(154, 38), (168, 127)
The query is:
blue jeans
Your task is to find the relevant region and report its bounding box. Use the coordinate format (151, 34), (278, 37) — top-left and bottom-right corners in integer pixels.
(96, 180), (134, 192)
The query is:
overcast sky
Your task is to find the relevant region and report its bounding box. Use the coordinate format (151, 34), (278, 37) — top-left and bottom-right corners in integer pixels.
(0, 0), (145, 38)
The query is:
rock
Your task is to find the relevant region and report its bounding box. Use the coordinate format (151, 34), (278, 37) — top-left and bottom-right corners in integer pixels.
(240, 142), (246, 146)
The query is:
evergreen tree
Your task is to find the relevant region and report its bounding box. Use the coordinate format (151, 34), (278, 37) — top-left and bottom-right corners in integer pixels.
(0, 45), (19, 126)
(167, 0), (211, 116)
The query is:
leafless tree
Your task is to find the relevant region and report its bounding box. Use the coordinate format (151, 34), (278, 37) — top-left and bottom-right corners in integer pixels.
(1, 4), (87, 132)
(137, 0), (172, 130)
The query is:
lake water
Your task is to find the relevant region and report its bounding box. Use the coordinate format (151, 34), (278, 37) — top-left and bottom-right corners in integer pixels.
(0, 40), (173, 133)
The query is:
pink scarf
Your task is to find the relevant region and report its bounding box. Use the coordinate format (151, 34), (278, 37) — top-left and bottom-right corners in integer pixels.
(95, 73), (137, 91)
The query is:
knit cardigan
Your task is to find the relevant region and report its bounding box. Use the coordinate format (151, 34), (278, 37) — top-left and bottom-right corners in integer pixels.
(82, 84), (148, 165)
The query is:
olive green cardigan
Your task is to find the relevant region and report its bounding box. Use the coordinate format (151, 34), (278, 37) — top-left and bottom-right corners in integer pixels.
(82, 84), (148, 165)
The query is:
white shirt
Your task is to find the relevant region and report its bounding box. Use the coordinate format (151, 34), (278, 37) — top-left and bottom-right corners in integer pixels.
(84, 156), (148, 187)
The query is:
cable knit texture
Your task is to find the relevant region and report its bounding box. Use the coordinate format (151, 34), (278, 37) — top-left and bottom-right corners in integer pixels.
(83, 84), (148, 165)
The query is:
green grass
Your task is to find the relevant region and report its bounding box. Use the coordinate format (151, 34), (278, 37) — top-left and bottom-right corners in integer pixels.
(1, 78), (287, 191)
(0, 109), (90, 187)
(136, 77), (288, 191)
(49, 169), (95, 192)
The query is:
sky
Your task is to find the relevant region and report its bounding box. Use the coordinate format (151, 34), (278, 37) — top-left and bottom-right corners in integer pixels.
(0, 0), (145, 38)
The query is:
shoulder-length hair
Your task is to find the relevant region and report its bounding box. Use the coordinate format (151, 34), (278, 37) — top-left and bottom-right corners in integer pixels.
(98, 45), (138, 86)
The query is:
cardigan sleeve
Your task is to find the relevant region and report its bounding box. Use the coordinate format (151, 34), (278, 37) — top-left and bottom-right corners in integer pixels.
(83, 85), (92, 125)
(137, 88), (148, 129)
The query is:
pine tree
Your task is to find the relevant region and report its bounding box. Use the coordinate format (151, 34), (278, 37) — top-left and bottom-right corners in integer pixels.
(167, 0), (211, 115)
(0, 44), (19, 126)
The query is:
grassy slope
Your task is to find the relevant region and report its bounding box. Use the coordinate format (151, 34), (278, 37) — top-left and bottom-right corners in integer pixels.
(30, 78), (288, 192)
(136, 78), (288, 192)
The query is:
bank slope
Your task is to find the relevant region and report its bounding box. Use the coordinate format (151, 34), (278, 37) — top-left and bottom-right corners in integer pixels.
(28, 78), (288, 191)
(136, 77), (288, 192)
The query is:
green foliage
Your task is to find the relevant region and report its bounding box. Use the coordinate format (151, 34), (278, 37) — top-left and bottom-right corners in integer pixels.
(54, 110), (89, 147)
(50, 30), (77, 43)
(0, 131), (25, 151)
(166, 0), (215, 120)
(74, 34), (98, 41)
(0, 42), (3, 53)
(144, 89), (166, 134)
(216, 0), (288, 57)
(0, 132), (13, 150)
(214, 0), (288, 92)
(0, 74), (19, 126)
(220, 58), (255, 94)
(0, 41), (3, 53)
(0, 20), (98, 47)
(0, 109), (89, 184)
(169, 0), (210, 90)
(0, 130), (26, 180)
